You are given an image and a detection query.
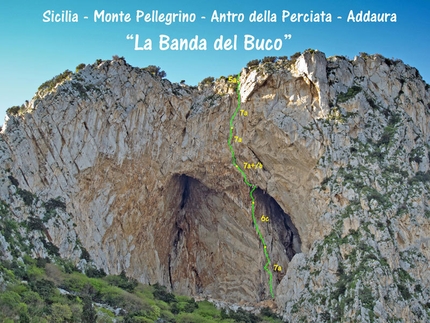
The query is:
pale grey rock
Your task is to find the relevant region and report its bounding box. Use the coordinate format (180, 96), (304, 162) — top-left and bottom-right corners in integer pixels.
(0, 52), (429, 322)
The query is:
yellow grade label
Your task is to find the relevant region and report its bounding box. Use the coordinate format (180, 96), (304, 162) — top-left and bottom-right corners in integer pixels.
(261, 215), (269, 222)
(243, 162), (263, 169)
(228, 75), (238, 84)
(234, 136), (242, 142)
(240, 109), (248, 116)
(273, 264), (282, 272)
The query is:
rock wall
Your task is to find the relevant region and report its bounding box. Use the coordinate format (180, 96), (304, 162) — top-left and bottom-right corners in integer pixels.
(1, 51), (429, 321)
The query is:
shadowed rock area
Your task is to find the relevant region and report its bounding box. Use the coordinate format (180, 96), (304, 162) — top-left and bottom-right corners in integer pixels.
(1, 51), (429, 322)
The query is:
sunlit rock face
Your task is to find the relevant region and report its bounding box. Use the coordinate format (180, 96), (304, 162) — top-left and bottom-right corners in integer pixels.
(1, 51), (429, 321)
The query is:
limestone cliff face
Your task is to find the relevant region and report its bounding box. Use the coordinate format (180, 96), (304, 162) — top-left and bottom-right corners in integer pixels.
(1, 51), (429, 322)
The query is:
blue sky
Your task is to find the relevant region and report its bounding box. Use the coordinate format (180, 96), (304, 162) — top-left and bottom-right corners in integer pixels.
(1, 0), (429, 124)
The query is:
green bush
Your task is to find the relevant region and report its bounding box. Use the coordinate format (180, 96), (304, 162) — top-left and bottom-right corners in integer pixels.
(51, 303), (73, 322)
(61, 274), (90, 293)
(86, 267), (106, 278)
(176, 312), (213, 323)
(75, 63), (86, 73)
(82, 295), (97, 323)
(58, 259), (78, 274)
(152, 284), (176, 303)
(26, 265), (44, 281)
(72, 82), (88, 98)
(96, 285), (124, 306)
(41, 239), (60, 257)
(222, 307), (260, 323)
(97, 307), (114, 322)
(409, 147), (424, 164)
(246, 59), (260, 68)
(289, 52), (302, 62)
(7, 175), (19, 187)
(131, 304), (161, 321)
(35, 257), (50, 269)
(80, 247), (91, 261)
(378, 125), (396, 146)
(125, 316), (153, 323)
(262, 56), (277, 63)
(366, 188), (386, 205)
(305, 48), (317, 54)
(408, 171), (430, 185)
(0, 246), (288, 323)
(110, 292), (147, 313)
(21, 290), (45, 317)
(194, 301), (222, 319)
(0, 291), (26, 318)
(1, 218), (18, 241)
(359, 286), (374, 309)
(38, 70), (73, 95)
(143, 65), (166, 78)
(397, 284), (411, 300)
(16, 188), (35, 206)
(337, 86), (362, 103)
(260, 307), (279, 319)
(6, 105), (22, 116)
(161, 309), (176, 322)
(112, 55), (125, 61)
(30, 279), (56, 300)
(200, 76), (215, 85)
(27, 217), (45, 231)
(171, 302), (180, 314)
(184, 298), (198, 313)
(105, 271), (138, 293)
(41, 197), (66, 223)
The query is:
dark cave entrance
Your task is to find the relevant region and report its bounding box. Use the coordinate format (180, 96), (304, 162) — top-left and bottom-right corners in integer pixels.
(175, 175), (302, 260)
(179, 175), (190, 210)
(253, 188), (302, 260)
(163, 174), (302, 300)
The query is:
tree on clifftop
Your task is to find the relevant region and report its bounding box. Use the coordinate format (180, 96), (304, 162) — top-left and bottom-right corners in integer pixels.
(144, 65), (167, 78)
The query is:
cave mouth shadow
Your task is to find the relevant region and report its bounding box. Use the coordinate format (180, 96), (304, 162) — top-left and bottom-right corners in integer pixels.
(254, 188), (302, 261)
(171, 174), (302, 263)
(162, 174), (302, 300)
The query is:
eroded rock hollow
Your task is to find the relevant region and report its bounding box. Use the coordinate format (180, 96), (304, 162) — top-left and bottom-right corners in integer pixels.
(1, 51), (429, 321)
(2, 53), (323, 303)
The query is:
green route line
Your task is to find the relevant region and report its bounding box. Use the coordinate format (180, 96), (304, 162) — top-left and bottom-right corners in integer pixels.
(227, 73), (275, 299)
